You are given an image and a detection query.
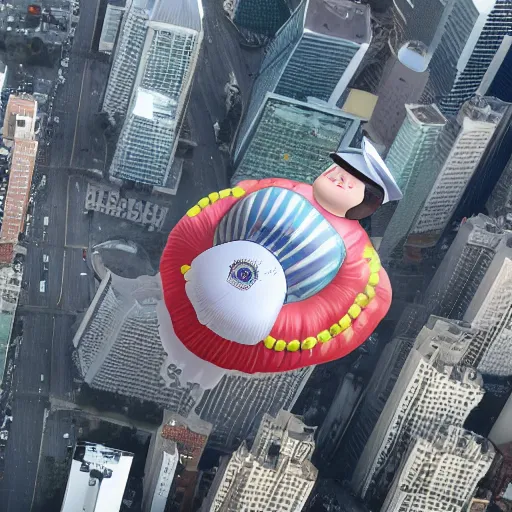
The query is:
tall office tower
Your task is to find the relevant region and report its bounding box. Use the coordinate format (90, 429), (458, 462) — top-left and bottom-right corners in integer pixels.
(200, 411), (318, 512)
(455, 103), (512, 224)
(232, 94), (362, 184)
(487, 151), (512, 217)
(381, 425), (494, 512)
(143, 412), (211, 512)
(366, 42), (430, 152)
(105, 0), (203, 186)
(463, 250), (512, 377)
(195, 366), (313, 451)
(335, 316), (471, 479)
(390, 0), (453, 52)
(378, 104), (446, 260)
(102, 0), (148, 119)
(391, 303), (430, 340)
(486, 36), (512, 102)
(75, 273), (312, 453)
(143, 437), (179, 512)
(423, 214), (512, 320)
(315, 373), (364, 467)
(235, 0), (371, 160)
(405, 97), (504, 250)
(224, 0), (291, 36)
(98, 0), (128, 54)
(73, 272), (203, 414)
(327, 337), (414, 477)
(352, 321), (484, 501)
(428, 0), (512, 116)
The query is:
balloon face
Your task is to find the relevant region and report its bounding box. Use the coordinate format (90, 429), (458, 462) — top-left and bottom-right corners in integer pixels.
(160, 178), (392, 375)
(313, 165), (366, 218)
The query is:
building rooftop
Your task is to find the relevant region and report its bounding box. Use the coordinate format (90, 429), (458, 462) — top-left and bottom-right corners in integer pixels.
(233, 94), (361, 184)
(408, 104), (446, 125)
(148, 0), (203, 31)
(2, 94), (37, 140)
(61, 442), (134, 512)
(342, 89), (378, 119)
(0, 140), (38, 243)
(304, 0), (371, 44)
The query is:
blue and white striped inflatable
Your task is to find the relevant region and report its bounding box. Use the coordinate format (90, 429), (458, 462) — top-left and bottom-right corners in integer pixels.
(214, 187), (346, 303)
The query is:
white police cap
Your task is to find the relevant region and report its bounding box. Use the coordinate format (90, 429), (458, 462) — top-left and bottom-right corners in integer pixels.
(329, 137), (403, 204)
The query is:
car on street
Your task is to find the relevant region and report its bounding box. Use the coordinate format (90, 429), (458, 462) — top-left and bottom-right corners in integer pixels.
(82, 248), (87, 261)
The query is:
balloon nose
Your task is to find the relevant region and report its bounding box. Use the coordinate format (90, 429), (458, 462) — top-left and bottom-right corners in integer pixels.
(185, 240), (287, 345)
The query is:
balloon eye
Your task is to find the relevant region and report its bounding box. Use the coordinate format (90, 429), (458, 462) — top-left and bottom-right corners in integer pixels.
(227, 259), (258, 290)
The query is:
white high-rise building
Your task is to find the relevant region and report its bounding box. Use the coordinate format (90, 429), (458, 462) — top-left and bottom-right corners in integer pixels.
(366, 42), (430, 153)
(201, 411), (318, 512)
(379, 104), (446, 259)
(382, 425), (495, 512)
(464, 249), (512, 376)
(104, 0), (203, 187)
(406, 97), (504, 249)
(352, 318), (485, 501)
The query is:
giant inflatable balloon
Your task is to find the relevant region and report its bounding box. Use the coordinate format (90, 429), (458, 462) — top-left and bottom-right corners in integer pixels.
(159, 138), (402, 379)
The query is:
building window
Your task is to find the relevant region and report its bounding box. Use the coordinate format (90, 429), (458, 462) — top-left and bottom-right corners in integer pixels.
(16, 119), (26, 128)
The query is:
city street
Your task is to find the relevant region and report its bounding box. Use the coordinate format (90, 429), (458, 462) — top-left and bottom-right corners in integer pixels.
(0, 0), (262, 509)
(0, 168), (94, 511)
(0, 0), (101, 507)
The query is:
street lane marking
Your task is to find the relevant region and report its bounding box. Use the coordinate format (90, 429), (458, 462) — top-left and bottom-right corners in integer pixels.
(69, 62), (87, 167)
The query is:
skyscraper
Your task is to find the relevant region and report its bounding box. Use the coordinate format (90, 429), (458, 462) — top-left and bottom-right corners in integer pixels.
(224, 0), (291, 36)
(423, 214), (512, 320)
(366, 42), (430, 152)
(143, 412), (212, 512)
(390, 0), (453, 52)
(428, 0), (512, 116)
(195, 366), (313, 451)
(487, 151), (512, 217)
(328, 337), (414, 478)
(463, 250), (512, 377)
(352, 322), (484, 501)
(235, 0), (371, 161)
(453, 104), (512, 224)
(378, 104), (446, 260)
(102, 0), (149, 119)
(314, 373), (364, 467)
(381, 425), (494, 512)
(485, 35), (512, 102)
(74, 272), (313, 453)
(104, 0), (203, 186)
(232, 94), (362, 184)
(406, 97), (504, 250)
(98, 0), (128, 54)
(73, 272), (202, 415)
(200, 411), (317, 512)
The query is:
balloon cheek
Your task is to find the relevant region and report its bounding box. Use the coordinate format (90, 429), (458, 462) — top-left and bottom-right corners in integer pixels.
(184, 241), (287, 346)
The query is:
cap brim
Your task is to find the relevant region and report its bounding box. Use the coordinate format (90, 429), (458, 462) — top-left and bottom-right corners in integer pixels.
(328, 152), (383, 191)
